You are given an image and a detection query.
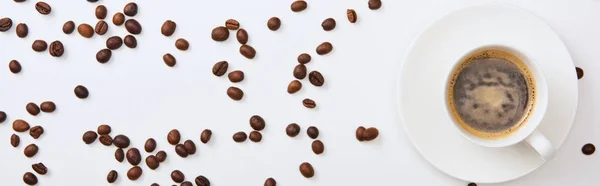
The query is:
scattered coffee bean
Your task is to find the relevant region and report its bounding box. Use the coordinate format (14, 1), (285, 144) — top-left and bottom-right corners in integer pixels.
(368, 0), (382, 10)
(249, 115), (265, 131)
(299, 162), (314, 178)
(144, 138), (157, 152)
(156, 150), (167, 162)
(249, 131), (262, 142)
(13, 119), (30, 132)
(195, 176), (210, 186)
(106, 36), (123, 50)
(96, 5), (107, 19)
(14, 0), (26, 2)
(302, 98), (316, 109)
(26, 102), (40, 116)
(16, 23), (28, 38)
(576, 67), (584, 79)
(291, 0), (307, 12)
(49, 40), (64, 57)
(297, 53), (311, 64)
(312, 140), (324, 154)
(236, 29), (248, 44)
(23, 172), (38, 185)
(151, 183), (158, 186)
(363, 127), (379, 141)
(582, 143), (595, 155)
(107, 170), (118, 183)
(32, 40), (48, 52)
(74, 85), (89, 99)
(78, 23), (94, 38)
(126, 166), (142, 180)
(287, 80), (302, 94)
(95, 20), (108, 35)
(321, 18), (336, 31)
(24, 144), (38, 157)
(35, 1), (51, 15)
(316, 42), (333, 55)
(97, 124), (111, 135)
(115, 148), (124, 162)
(161, 20), (177, 36)
(99, 134), (113, 146)
(293, 64), (307, 79)
(181, 181), (193, 186)
(125, 19), (142, 34)
(175, 144), (188, 157)
(113, 13), (125, 26)
(308, 71), (324, 86)
(233, 131), (247, 142)
(32, 163), (47, 175)
(468, 183), (477, 186)
(126, 148), (142, 165)
(347, 9), (358, 23)
(267, 17), (281, 31)
(124, 35), (137, 48)
(200, 129), (212, 144)
(123, 2), (138, 16)
(286, 123), (301, 137)
(167, 129), (181, 145)
(0, 17), (12, 32)
(82, 131), (97, 144)
(211, 26), (229, 41)
(96, 48), (112, 63)
(146, 155), (160, 170)
(225, 19), (240, 30)
(40, 101), (56, 112)
(228, 70), (244, 83)
(63, 21), (75, 34)
(184, 140), (196, 155)
(175, 38), (189, 50)
(87, 0), (98, 2)
(307, 126), (319, 139)
(239, 45), (256, 59)
(160, 53), (176, 67)
(227, 86), (244, 101)
(11, 134), (20, 147)
(113, 134), (131, 148)
(0, 111), (5, 123)
(212, 61), (228, 76)
(29, 125), (44, 139)
(9, 60), (22, 74)
(171, 170), (185, 183)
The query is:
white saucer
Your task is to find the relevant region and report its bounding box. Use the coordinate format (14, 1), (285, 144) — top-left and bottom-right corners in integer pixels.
(398, 4), (578, 183)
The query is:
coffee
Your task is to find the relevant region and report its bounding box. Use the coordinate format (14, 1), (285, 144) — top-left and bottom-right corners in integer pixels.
(447, 49), (535, 139)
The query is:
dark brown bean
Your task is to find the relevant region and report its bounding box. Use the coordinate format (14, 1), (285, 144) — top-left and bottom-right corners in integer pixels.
(212, 61), (228, 76)
(106, 36), (123, 50)
(291, 1), (307, 12)
(167, 129), (181, 145)
(576, 67), (584, 79)
(145, 138), (156, 152)
(363, 127), (379, 141)
(302, 98), (316, 109)
(9, 60), (22, 74)
(146, 155), (159, 170)
(0, 111), (5, 123)
(13, 119), (30, 132)
(156, 150), (167, 162)
(74, 85), (90, 99)
(195, 176), (210, 186)
(308, 71), (324, 86)
(211, 26), (229, 41)
(151, 183), (159, 186)
(49, 40), (64, 57)
(0, 17), (12, 32)
(267, 17), (281, 31)
(200, 129), (212, 144)
(107, 170), (118, 183)
(225, 19), (240, 30)
(311, 140), (324, 154)
(233, 131), (247, 142)
(40, 101), (56, 112)
(26, 102), (40, 116)
(161, 20), (177, 36)
(96, 48), (112, 63)
(171, 170), (185, 183)
(236, 29), (248, 44)
(175, 38), (189, 50)
(287, 80), (302, 94)
(82, 131), (97, 144)
(113, 134), (130, 148)
(115, 148), (124, 162)
(293, 64), (307, 79)
(112, 13), (125, 26)
(240, 45), (256, 59)
(297, 53), (311, 64)
(286, 123), (301, 137)
(356, 126), (366, 141)
(228, 70), (244, 83)
(181, 181), (193, 186)
(95, 20), (108, 35)
(184, 140), (196, 155)
(29, 125), (44, 139)
(321, 18), (336, 31)
(97, 124), (111, 135)
(347, 9), (358, 23)
(249, 115), (265, 131)
(175, 144), (188, 157)
(123, 2), (138, 16)
(126, 148), (142, 165)
(368, 0), (382, 10)
(227, 86), (244, 101)
(32, 40), (48, 52)
(99, 134), (113, 146)
(468, 183), (477, 186)
(77, 24), (94, 38)
(23, 172), (38, 185)
(126, 166), (142, 180)
(582, 143), (595, 155)
(10, 134), (20, 147)
(307, 126), (319, 139)
(299, 162), (314, 178)
(63, 21), (75, 34)
(124, 35), (137, 48)
(125, 19), (142, 34)
(162, 53), (176, 67)
(32, 163), (47, 175)
(24, 144), (38, 157)
(16, 23), (28, 38)
(249, 131), (262, 142)
(35, 2), (51, 15)
(95, 5), (107, 19)
(316, 42), (333, 55)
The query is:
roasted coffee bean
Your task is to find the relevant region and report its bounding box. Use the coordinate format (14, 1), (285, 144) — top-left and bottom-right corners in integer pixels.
(29, 126), (44, 139)
(363, 127), (379, 141)
(97, 124), (111, 135)
(32, 163), (47, 175)
(232, 131), (247, 142)
(264, 178), (276, 186)
(576, 67), (584, 79)
(228, 70), (244, 83)
(467, 183), (477, 186)
(23, 172), (38, 185)
(107, 170), (118, 183)
(212, 61), (228, 76)
(200, 129), (212, 144)
(211, 26), (229, 41)
(287, 80), (302, 94)
(309, 71), (324, 86)
(321, 18), (336, 31)
(123, 2), (138, 16)
(40, 101), (56, 112)
(0, 17), (12, 32)
(146, 155), (160, 170)
(96, 48), (112, 63)
(358, 126), (368, 141)
(171, 170), (185, 183)
(156, 150), (167, 162)
(0, 111), (5, 123)
(78, 23), (94, 38)
(95, 20), (108, 35)
(184, 140), (196, 155)
(74, 85), (89, 98)
(293, 64), (307, 79)
(13, 119), (30, 132)
(239, 45), (256, 59)
(87, 0), (98, 2)
(175, 144), (188, 157)
(291, 1), (307, 12)
(127, 166), (142, 180)
(106, 36), (123, 50)
(297, 53), (311, 64)
(307, 126), (319, 139)
(151, 183), (159, 186)
(145, 138), (156, 152)
(347, 9), (357, 23)
(63, 21), (75, 34)
(125, 19), (142, 34)
(161, 20), (176, 36)
(113, 134), (130, 148)
(195, 176), (210, 186)
(227, 86), (244, 101)
(225, 19), (240, 30)
(236, 29), (248, 44)
(16, 23), (28, 38)
(9, 60), (22, 74)
(312, 140), (324, 154)
(302, 98), (316, 108)
(124, 35), (137, 48)
(32, 40), (48, 52)
(26, 102), (40, 116)
(249, 115), (265, 131)
(316, 42), (333, 55)
(167, 129), (181, 145)
(368, 0), (382, 10)
(113, 13), (125, 26)
(115, 148), (124, 162)
(582, 143), (595, 155)
(11, 134), (20, 147)
(24, 144), (38, 157)
(181, 181), (193, 186)
(249, 131), (262, 142)
(95, 5), (107, 19)
(82, 131), (97, 144)
(35, 2), (51, 15)
(126, 148), (142, 165)
(286, 123), (301, 137)
(49, 40), (64, 57)
(162, 53), (176, 67)
(267, 17), (281, 31)
(299, 162), (314, 178)
(14, 0), (27, 2)
(99, 134), (113, 146)
(175, 38), (189, 50)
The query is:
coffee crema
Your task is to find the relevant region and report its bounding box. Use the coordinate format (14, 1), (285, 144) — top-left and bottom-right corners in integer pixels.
(447, 49), (536, 139)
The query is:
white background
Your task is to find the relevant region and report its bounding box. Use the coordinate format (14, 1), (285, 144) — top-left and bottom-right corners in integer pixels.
(0, 0), (598, 185)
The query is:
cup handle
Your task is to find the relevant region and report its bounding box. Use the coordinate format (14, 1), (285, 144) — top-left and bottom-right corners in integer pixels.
(524, 130), (556, 161)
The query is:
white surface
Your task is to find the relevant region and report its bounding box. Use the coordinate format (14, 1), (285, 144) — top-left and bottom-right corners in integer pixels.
(0, 0), (597, 186)
(399, 4), (577, 183)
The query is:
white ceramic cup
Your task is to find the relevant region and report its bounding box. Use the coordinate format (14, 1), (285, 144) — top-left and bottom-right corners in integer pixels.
(445, 45), (556, 161)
